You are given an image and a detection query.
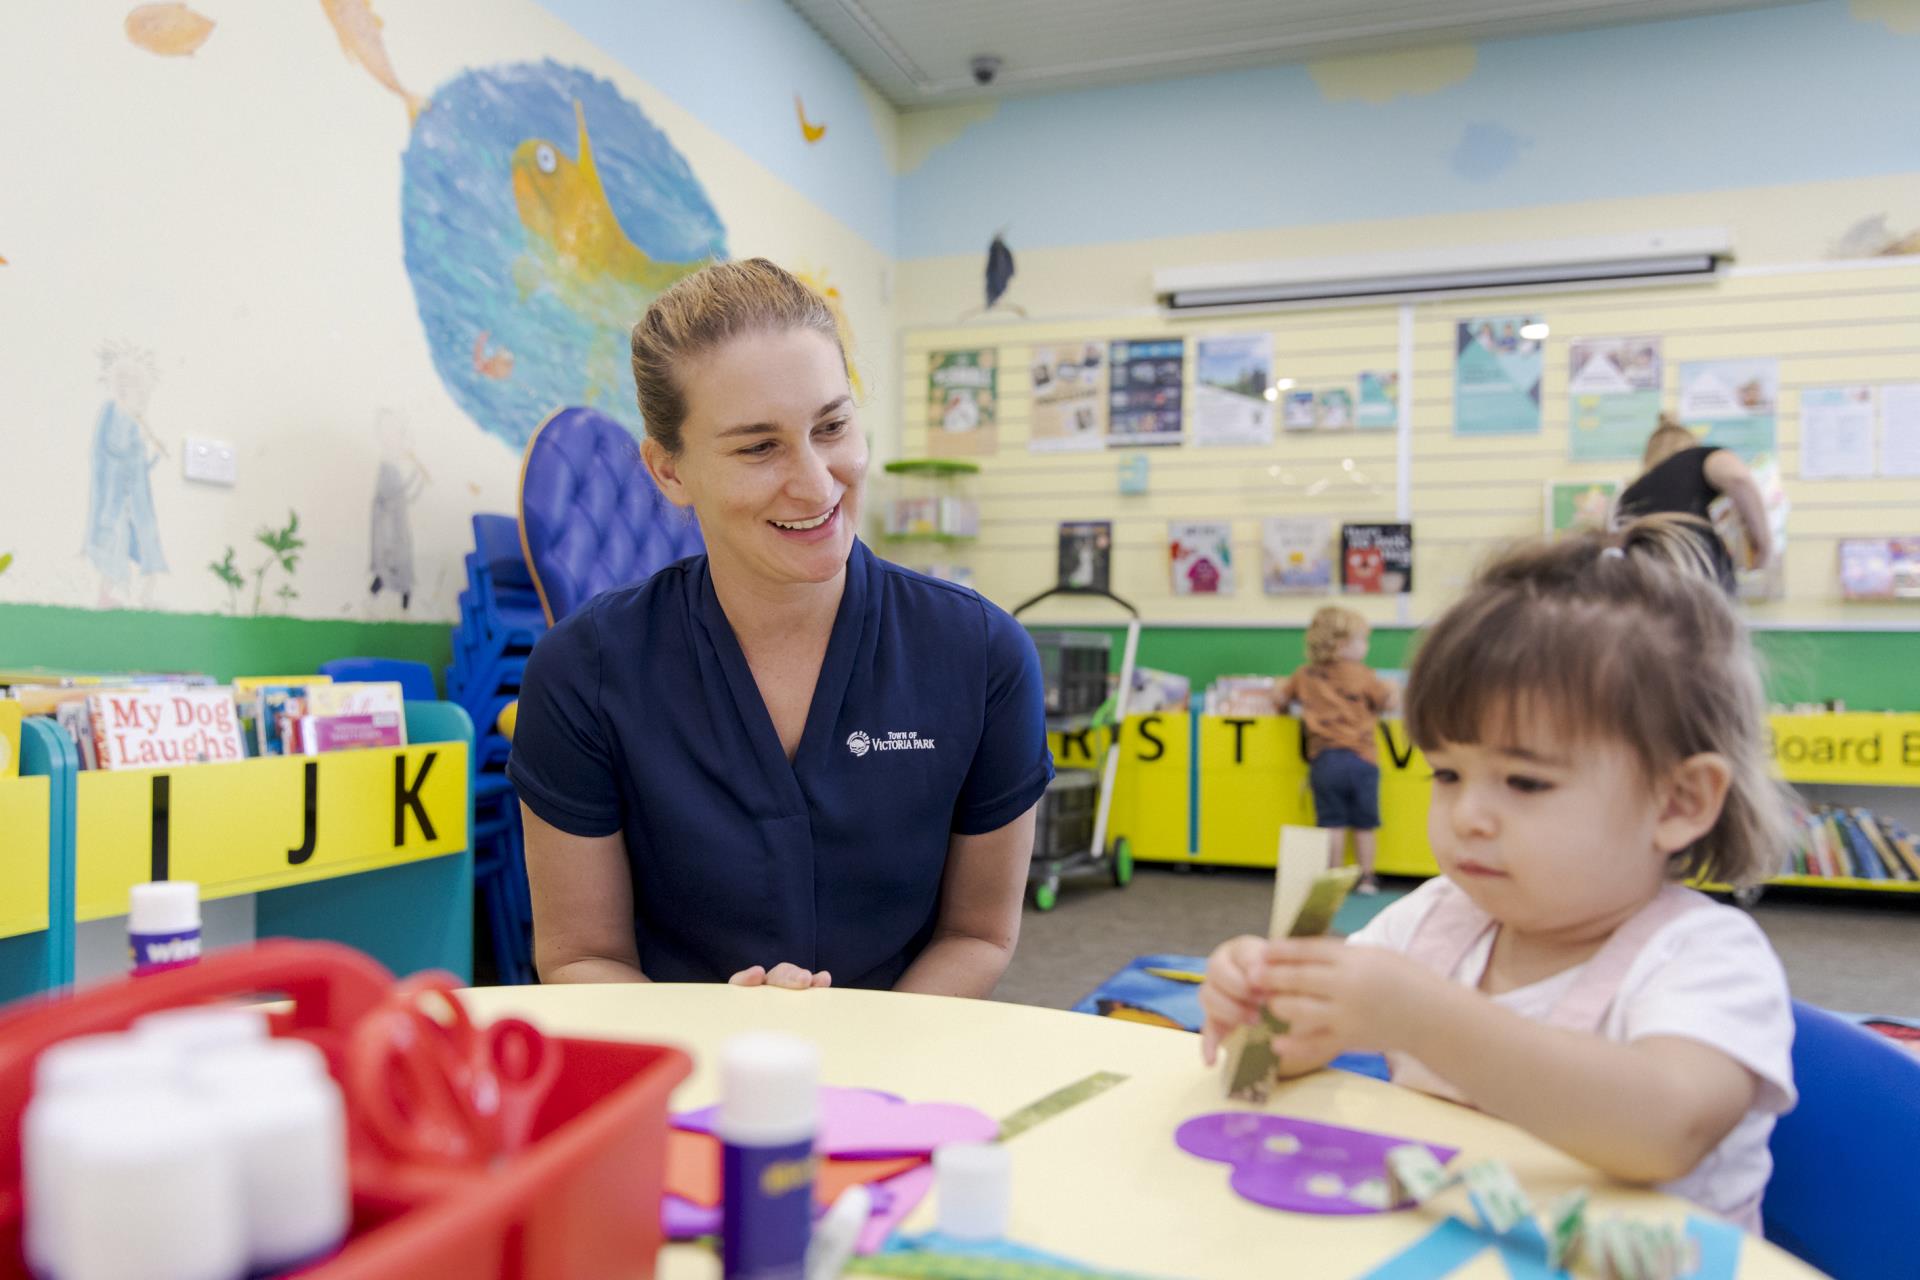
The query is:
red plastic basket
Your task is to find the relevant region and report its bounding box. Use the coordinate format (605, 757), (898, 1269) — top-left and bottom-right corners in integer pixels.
(0, 941), (691, 1279)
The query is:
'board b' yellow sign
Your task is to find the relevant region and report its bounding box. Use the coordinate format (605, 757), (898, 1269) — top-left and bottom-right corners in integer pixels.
(75, 743), (468, 923)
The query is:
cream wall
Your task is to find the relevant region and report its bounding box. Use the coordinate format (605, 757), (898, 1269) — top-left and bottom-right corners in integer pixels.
(0, 1), (894, 626)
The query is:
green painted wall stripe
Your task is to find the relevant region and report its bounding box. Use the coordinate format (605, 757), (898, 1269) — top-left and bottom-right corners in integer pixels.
(0, 604), (453, 689)
(1041, 626), (1918, 713)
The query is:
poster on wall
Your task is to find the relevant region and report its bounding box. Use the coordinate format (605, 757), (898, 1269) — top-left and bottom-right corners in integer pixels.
(1262, 517), (1334, 595)
(1169, 521), (1235, 596)
(1029, 343), (1108, 453)
(1193, 334), (1274, 446)
(1057, 521), (1113, 592)
(1317, 388), (1354, 430)
(1341, 523), (1413, 595)
(1545, 480), (1619, 537)
(1568, 336), (1662, 460)
(1355, 371), (1399, 430)
(1108, 338), (1185, 447)
(1881, 383), (1920, 477)
(1454, 316), (1544, 436)
(1799, 386), (1875, 479)
(926, 349), (998, 457)
(1839, 538), (1920, 600)
(1678, 358), (1778, 457)
(1283, 389), (1318, 431)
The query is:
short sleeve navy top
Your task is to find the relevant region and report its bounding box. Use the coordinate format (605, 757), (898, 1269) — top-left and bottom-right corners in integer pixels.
(507, 539), (1053, 988)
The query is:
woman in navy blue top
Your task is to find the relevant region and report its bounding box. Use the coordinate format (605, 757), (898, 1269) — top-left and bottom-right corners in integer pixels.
(508, 259), (1052, 994)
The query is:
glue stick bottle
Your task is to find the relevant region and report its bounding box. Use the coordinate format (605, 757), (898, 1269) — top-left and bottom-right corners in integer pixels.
(717, 1032), (818, 1280)
(129, 880), (203, 975)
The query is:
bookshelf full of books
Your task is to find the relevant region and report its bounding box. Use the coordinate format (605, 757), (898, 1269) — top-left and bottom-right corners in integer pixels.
(1756, 712), (1920, 894)
(0, 670), (473, 997)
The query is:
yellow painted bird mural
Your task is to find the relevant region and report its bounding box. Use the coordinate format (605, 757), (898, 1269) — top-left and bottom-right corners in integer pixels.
(512, 102), (710, 295)
(510, 100), (712, 403)
(795, 94), (827, 144)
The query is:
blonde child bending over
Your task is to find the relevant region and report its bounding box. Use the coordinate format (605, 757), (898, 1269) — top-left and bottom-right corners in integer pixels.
(1200, 517), (1796, 1231)
(1278, 606), (1399, 894)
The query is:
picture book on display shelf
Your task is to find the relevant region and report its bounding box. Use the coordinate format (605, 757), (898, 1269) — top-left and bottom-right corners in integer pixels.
(1057, 521), (1112, 592)
(1341, 524), (1413, 595)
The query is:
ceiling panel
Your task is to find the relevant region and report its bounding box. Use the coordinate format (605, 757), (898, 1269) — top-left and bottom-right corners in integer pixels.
(785, 0), (1799, 107)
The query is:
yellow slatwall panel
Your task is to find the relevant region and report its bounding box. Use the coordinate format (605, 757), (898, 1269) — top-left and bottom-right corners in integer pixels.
(896, 261), (1920, 625)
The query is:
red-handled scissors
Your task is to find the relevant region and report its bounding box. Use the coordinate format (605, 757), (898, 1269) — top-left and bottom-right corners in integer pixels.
(348, 973), (560, 1166)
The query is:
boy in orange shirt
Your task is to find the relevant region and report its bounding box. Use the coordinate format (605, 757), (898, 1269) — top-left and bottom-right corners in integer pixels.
(1278, 606), (1398, 893)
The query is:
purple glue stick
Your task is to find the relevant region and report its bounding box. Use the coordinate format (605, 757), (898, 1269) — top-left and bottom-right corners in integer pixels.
(129, 880), (202, 975)
(717, 1032), (819, 1280)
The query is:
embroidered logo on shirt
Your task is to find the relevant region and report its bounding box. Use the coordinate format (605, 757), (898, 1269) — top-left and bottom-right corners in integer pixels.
(847, 729), (936, 756)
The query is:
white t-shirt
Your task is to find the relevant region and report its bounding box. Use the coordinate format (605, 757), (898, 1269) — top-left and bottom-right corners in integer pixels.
(1348, 879), (1797, 1230)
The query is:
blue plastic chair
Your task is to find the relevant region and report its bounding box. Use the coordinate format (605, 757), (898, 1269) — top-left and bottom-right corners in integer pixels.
(317, 657), (437, 702)
(518, 406), (705, 626)
(1761, 1001), (1920, 1277)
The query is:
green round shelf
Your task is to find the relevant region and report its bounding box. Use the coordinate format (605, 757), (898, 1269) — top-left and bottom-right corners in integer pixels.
(879, 531), (978, 544)
(882, 459), (982, 477)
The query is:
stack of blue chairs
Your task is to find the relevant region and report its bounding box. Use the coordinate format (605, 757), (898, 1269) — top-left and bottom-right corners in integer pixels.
(447, 513), (547, 985)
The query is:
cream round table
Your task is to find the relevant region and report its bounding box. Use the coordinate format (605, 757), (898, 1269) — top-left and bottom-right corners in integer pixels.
(458, 985), (1819, 1280)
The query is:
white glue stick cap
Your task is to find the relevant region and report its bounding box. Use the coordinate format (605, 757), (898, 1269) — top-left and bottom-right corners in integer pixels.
(934, 1142), (1011, 1242)
(129, 880), (201, 934)
(34, 1033), (183, 1095)
(716, 1032), (818, 1145)
(57, 1092), (247, 1280)
(204, 1074), (351, 1271)
(184, 1038), (329, 1092)
(21, 1086), (188, 1276)
(135, 1006), (270, 1054)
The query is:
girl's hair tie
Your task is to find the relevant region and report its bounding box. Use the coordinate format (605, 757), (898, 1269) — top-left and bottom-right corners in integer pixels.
(1601, 546), (1627, 560)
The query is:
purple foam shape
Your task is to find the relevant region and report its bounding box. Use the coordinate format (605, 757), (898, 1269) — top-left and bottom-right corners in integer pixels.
(674, 1086), (995, 1159)
(856, 1164), (936, 1255)
(662, 1194), (721, 1239)
(1175, 1112), (1458, 1215)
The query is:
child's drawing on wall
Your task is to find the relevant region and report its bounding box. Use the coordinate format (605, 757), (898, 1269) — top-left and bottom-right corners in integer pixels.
(83, 341), (169, 608)
(369, 408), (428, 610)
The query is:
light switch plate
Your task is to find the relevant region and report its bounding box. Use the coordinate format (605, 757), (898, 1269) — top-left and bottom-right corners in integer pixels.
(183, 437), (237, 486)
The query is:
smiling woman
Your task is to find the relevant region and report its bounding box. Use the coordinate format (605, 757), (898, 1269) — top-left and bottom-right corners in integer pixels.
(507, 259), (1053, 996)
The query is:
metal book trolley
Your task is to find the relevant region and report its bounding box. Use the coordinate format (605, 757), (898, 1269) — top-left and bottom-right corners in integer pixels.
(1011, 584), (1141, 911)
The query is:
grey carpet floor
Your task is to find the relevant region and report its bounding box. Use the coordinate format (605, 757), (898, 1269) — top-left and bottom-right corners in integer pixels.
(993, 865), (1920, 1018)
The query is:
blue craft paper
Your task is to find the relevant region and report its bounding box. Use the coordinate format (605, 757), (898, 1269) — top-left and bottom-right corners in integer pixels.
(1687, 1215), (1743, 1280)
(1353, 1218), (1491, 1280)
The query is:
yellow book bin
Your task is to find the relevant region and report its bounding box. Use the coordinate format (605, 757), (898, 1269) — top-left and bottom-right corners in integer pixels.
(1049, 712), (1437, 873)
(1051, 710), (1920, 889)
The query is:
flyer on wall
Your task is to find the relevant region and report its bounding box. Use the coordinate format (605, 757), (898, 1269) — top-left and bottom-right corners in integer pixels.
(1057, 520), (1113, 592)
(1193, 333), (1274, 446)
(1454, 316), (1544, 435)
(1568, 336), (1661, 460)
(926, 349), (998, 457)
(1108, 338), (1186, 447)
(1355, 371), (1398, 430)
(1028, 343), (1108, 453)
(1262, 517), (1334, 594)
(1839, 537), (1920, 600)
(1317, 388), (1355, 430)
(1282, 389), (1318, 431)
(1341, 523), (1413, 595)
(1677, 358), (1778, 457)
(1545, 480), (1619, 537)
(1798, 386), (1875, 479)
(1169, 520), (1235, 595)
